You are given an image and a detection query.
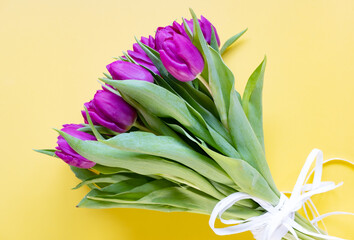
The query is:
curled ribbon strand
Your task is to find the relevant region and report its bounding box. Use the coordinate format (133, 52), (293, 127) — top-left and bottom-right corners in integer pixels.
(209, 149), (354, 240)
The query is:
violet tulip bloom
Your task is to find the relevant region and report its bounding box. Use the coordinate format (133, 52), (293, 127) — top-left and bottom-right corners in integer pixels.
(127, 36), (159, 74)
(82, 89), (137, 133)
(155, 26), (175, 50)
(159, 32), (204, 82)
(106, 60), (154, 83)
(55, 124), (96, 169)
(173, 16), (220, 46)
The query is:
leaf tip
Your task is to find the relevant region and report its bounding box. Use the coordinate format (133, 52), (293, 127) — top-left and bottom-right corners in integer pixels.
(263, 55), (267, 65)
(53, 128), (61, 134)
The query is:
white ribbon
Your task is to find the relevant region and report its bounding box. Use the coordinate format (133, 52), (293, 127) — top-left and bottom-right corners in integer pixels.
(209, 149), (354, 240)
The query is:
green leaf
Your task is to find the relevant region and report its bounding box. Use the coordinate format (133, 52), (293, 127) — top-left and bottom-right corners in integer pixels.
(156, 76), (232, 146)
(135, 40), (219, 119)
(56, 130), (224, 199)
(78, 125), (119, 136)
(102, 131), (233, 185)
(198, 144), (278, 204)
(166, 121), (239, 159)
(34, 149), (57, 157)
(182, 18), (193, 41)
(242, 57), (267, 151)
(102, 83), (180, 139)
(150, 70), (221, 124)
(210, 26), (219, 52)
(92, 165), (129, 174)
(123, 94), (181, 139)
(189, 9), (209, 81)
(78, 198), (189, 212)
(70, 166), (97, 181)
(205, 46), (235, 129)
(83, 106), (104, 140)
(134, 38), (169, 77)
(101, 178), (156, 194)
(220, 28), (248, 55)
(101, 179), (176, 200)
(104, 79), (239, 158)
(87, 185), (261, 220)
(189, 10), (234, 129)
(122, 51), (137, 64)
(179, 81), (220, 118)
(70, 166), (98, 189)
(73, 173), (147, 190)
(167, 124), (277, 204)
(103, 72), (112, 79)
(100, 79), (217, 149)
(228, 91), (279, 196)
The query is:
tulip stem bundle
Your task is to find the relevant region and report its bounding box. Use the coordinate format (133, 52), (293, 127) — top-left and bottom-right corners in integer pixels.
(35, 9), (345, 240)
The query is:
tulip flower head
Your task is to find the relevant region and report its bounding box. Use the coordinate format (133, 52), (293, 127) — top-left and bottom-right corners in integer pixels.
(106, 60), (154, 83)
(155, 26), (176, 50)
(158, 31), (204, 82)
(82, 89), (137, 133)
(127, 36), (159, 74)
(173, 16), (220, 46)
(55, 124), (96, 169)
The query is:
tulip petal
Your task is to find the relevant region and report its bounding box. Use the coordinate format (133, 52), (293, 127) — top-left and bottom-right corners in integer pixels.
(55, 151), (95, 169)
(91, 90), (137, 132)
(84, 109), (126, 133)
(55, 124), (96, 169)
(106, 61), (154, 82)
(61, 124), (96, 141)
(200, 15), (220, 46)
(171, 34), (204, 76)
(127, 50), (152, 65)
(128, 50), (159, 75)
(160, 49), (195, 82)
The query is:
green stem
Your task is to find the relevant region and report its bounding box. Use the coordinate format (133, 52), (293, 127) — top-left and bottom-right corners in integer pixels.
(133, 121), (153, 133)
(197, 75), (213, 96)
(295, 213), (326, 235)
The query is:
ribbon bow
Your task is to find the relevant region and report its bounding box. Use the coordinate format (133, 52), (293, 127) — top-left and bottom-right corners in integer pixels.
(209, 149), (353, 240)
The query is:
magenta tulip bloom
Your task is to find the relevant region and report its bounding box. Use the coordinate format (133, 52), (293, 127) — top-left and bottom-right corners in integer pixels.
(82, 89), (137, 133)
(172, 16), (220, 46)
(159, 32), (204, 82)
(55, 124), (96, 169)
(127, 49), (159, 75)
(155, 26), (175, 50)
(127, 36), (159, 74)
(106, 60), (154, 83)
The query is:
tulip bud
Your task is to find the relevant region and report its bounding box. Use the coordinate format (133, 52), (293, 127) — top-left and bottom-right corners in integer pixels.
(199, 15), (220, 46)
(173, 16), (220, 46)
(127, 36), (159, 74)
(82, 89), (137, 133)
(158, 31), (204, 82)
(55, 124), (96, 169)
(155, 26), (175, 50)
(127, 49), (159, 75)
(106, 60), (154, 82)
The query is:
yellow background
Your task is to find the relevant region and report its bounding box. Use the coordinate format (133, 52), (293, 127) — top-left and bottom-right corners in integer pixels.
(1, 0), (353, 239)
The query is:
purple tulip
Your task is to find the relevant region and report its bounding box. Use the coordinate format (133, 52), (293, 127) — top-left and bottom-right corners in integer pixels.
(106, 60), (154, 83)
(158, 31), (204, 82)
(155, 26), (176, 50)
(127, 36), (159, 75)
(55, 124), (96, 169)
(172, 16), (220, 46)
(127, 50), (159, 75)
(82, 89), (137, 133)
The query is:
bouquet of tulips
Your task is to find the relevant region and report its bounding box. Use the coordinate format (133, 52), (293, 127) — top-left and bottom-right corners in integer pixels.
(36, 9), (349, 240)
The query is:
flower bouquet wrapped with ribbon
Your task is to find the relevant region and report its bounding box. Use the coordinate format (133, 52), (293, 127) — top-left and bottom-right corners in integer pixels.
(36, 9), (353, 240)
